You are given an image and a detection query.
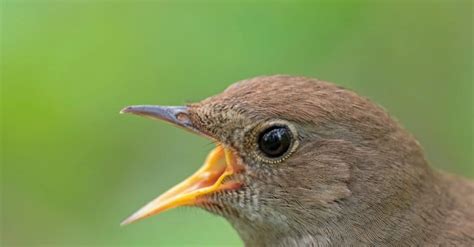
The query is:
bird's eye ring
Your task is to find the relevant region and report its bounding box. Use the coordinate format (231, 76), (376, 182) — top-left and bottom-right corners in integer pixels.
(248, 120), (298, 164)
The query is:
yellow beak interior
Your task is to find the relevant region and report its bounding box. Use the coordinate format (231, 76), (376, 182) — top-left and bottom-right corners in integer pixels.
(121, 145), (236, 225)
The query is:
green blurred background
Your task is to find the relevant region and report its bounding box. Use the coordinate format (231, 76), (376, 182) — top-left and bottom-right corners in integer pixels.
(1, 1), (472, 246)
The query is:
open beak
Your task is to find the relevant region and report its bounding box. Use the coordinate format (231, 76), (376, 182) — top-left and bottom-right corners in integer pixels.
(120, 105), (241, 225)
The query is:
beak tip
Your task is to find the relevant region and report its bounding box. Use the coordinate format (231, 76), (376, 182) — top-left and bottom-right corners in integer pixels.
(120, 106), (133, 114)
(120, 215), (137, 226)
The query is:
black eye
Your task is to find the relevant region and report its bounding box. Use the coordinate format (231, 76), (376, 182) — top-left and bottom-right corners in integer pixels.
(258, 126), (292, 158)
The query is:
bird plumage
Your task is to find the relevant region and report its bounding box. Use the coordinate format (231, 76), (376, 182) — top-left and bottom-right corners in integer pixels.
(187, 75), (474, 246)
(123, 75), (474, 246)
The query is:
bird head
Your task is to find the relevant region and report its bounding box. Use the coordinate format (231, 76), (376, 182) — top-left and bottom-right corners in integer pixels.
(120, 75), (430, 242)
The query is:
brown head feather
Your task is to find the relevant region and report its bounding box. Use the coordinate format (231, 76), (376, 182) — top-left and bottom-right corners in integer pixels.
(162, 75), (474, 246)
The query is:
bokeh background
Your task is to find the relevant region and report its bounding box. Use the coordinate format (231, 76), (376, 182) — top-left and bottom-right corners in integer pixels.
(2, 1), (472, 246)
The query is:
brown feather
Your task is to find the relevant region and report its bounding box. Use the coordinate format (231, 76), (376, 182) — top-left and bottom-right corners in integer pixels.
(184, 75), (474, 246)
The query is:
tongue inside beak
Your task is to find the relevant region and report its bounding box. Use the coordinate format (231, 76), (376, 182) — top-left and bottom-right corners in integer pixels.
(121, 145), (238, 226)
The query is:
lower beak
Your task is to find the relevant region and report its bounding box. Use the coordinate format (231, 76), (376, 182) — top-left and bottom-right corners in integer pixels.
(121, 145), (239, 225)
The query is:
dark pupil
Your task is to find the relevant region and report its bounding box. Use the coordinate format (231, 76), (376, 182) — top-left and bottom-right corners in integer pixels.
(258, 127), (291, 158)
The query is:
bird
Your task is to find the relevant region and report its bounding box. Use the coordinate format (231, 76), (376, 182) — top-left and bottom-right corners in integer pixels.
(120, 75), (474, 246)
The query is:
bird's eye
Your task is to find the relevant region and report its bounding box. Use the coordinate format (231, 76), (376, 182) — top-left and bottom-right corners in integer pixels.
(258, 126), (292, 158)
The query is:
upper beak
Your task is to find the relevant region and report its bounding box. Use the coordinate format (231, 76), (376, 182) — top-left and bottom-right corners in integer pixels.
(120, 105), (205, 137)
(120, 105), (241, 225)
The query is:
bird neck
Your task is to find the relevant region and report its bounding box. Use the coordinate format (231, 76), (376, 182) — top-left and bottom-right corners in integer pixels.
(228, 138), (457, 247)
(230, 170), (451, 246)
